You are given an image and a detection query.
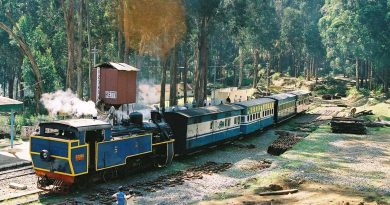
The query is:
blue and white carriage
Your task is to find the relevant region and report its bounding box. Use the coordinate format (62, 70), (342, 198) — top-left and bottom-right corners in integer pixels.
(235, 98), (275, 134)
(164, 104), (243, 154)
(265, 93), (297, 123)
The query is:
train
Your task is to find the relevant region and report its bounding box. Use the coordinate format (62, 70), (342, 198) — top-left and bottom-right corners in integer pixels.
(30, 90), (310, 193)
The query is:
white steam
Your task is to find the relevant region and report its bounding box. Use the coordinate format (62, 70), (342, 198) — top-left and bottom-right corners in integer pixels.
(138, 79), (160, 105)
(41, 89), (98, 117)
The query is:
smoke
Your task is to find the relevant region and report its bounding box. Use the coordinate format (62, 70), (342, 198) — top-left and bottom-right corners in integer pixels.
(111, 104), (153, 124)
(138, 79), (161, 105)
(40, 89), (98, 117)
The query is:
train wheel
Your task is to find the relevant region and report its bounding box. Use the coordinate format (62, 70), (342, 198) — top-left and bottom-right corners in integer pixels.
(75, 175), (92, 190)
(102, 168), (118, 182)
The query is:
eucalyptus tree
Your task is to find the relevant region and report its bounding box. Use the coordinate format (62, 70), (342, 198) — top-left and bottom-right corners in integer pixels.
(280, 7), (304, 77)
(185, 0), (222, 107)
(0, 0), (44, 111)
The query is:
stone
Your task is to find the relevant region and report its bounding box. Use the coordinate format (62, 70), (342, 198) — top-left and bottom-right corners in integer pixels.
(9, 182), (27, 190)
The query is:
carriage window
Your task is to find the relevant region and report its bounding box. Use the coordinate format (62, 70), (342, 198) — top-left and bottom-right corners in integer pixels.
(42, 128), (78, 140)
(210, 121), (214, 130)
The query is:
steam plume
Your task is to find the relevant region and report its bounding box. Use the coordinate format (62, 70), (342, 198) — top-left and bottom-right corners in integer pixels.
(40, 89), (97, 117)
(138, 79), (160, 105)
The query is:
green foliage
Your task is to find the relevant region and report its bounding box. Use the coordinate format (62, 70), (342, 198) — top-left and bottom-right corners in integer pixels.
(347, 87), (370, 98)
(271, 72), (281, 81)
(7, 113), (54, 133)
(314, 77), (348, 96)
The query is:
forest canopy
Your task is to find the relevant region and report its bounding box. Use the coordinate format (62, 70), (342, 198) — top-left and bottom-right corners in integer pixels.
(0, 0), (389, 112)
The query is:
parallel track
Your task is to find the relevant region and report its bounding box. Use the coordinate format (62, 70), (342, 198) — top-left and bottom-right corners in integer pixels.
(0, 166), (35, 181)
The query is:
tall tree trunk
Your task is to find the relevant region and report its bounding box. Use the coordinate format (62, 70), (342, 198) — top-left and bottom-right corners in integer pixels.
(19, 75), (24, 99)
(2, 79), (6, 96)
(8, 77), (14, 99)
(160, 57), (169, 112)
(359, 60), (365, 88)
(183, 46), (188, 104)
(0, 22), (43, 112)
(62, 0), (75, 90)
(195, 17), (208, 107)
(124, 47), (129, 63)
(193, 45), (199, 104)
(355, 58), (359, 90)
(238, 47), (243, 88)
(169, 47), (178, 106)
(86, 0), (92, 99)
(384, 66), (389, 94)
(252, 49), (259, 88)
(76, 0), (84, 98)
(308, 57), (313, 81)
(365, 60), (368, 87)
(369, 61), (373, 90)
(267, 60), (270, 92)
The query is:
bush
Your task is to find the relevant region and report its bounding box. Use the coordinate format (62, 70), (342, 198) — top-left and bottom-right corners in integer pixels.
(8, 114), (54, 134)
(347, 87), (370, 98)
(271, 72), (281, 81)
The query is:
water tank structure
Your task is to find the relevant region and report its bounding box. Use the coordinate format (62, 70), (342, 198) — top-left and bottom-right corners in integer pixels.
(91, 62), (139, 107)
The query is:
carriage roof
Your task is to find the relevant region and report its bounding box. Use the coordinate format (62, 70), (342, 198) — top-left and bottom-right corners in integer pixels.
(169, 104), (243, 118)
(234, 98), (275, 108)
(288, 90), (310, 96)
(39, 119), (111, 132)
(266, 93), (296, 100)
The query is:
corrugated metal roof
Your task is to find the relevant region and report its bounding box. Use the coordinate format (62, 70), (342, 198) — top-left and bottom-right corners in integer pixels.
(288, 90), (311, 96)
(234, 98), (275, 108)
(40, 119), (111, 131)
(0, 96), (23, 112)
(266, 93), (296, 100)
(169, 104), (243, 118)
(95, 62), (140, 72)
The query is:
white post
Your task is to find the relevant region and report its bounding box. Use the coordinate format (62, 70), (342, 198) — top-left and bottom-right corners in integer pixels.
(10, 110), (15, 148)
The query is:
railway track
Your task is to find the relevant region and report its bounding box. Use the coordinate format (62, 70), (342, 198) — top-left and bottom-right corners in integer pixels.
(0, 166), (35, 181)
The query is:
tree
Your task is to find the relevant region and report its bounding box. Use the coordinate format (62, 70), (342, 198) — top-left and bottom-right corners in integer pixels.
(0, 1), (44, 112)
(186, 0), (221, 107)
(61, 0), (75, 90)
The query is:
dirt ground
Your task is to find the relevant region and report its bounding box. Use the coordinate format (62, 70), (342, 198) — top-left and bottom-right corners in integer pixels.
(197, 99), (390, 205)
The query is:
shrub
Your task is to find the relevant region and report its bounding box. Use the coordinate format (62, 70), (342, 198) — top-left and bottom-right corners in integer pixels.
(271, 72), (281, 81)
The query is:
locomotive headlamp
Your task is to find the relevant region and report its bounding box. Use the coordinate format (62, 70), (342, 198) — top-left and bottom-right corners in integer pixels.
(40, 149), (51, 161)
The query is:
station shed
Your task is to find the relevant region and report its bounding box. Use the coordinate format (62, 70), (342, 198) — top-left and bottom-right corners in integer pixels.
(0, 96), (23, 148)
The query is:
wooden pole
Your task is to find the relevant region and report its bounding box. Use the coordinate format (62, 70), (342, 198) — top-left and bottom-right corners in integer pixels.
(10, 110), (15, 148)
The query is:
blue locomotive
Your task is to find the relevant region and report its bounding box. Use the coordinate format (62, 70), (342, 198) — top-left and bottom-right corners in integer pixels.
(30, 111), (174, 193)
(30, 90), (310, 192)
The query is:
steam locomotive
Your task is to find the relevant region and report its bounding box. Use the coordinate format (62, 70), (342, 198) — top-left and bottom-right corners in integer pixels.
(30, 90), (310, 193)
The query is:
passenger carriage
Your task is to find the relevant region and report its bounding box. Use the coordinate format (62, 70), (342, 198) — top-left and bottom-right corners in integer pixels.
(164, 104), (243, 155)
(234, 98), (276, 134)
(265, 93), (297, 123)
(288, 90), (310, 113)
